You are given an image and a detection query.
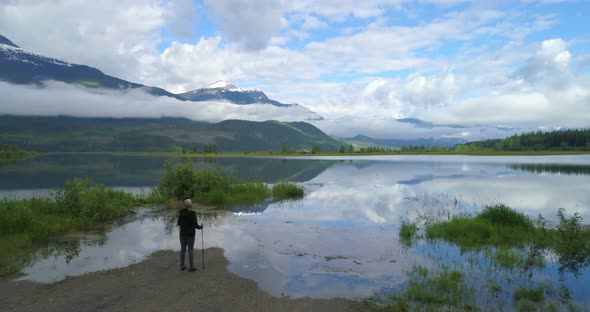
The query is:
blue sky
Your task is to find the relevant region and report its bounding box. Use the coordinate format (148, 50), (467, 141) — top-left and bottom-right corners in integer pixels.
(1, 0), (589, 139)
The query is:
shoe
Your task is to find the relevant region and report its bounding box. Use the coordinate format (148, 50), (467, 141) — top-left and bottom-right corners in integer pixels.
(188, 267), (197, 272)
(180, 265), (187, 271)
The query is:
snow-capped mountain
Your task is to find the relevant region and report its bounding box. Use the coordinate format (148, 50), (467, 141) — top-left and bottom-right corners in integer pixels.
(0, 34), (323, 121)
(179, 80), (288, 106)
(0, 34), (180, 98)
(178, 80), (323, 120)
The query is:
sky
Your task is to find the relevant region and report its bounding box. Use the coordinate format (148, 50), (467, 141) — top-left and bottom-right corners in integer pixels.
(1, 0), (590, 140)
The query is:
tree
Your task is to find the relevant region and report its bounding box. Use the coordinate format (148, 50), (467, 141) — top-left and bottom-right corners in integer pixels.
(311, 145), (320, 154)
(339, 145), (345, 153)
(204, 144), (217, 153)
(282, 143), (289, 154)
(348, 144), (354, 153)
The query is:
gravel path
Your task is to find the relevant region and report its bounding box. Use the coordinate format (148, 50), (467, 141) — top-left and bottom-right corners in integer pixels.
(0, 248), (352, 312)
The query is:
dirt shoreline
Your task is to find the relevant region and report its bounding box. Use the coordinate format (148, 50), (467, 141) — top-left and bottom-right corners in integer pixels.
(0, 248), (352, 312)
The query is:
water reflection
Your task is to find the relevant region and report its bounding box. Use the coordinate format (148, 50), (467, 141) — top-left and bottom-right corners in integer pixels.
(0, 154), (336, 191)
(8, 155), (590, 306)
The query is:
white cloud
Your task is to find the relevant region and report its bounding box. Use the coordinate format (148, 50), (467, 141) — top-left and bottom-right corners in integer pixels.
(150, 37), (319, 93)
(166, 0), (200, 39)
(0, 0), (169, 82)
(301, 15), (328, 30)
(1, 1), (588, 140)
(0, 81), (320, 123)
(204, 0), (286, 51)
(516, 38), (574, 89)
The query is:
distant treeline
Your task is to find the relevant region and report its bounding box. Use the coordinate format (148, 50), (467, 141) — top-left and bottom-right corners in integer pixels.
(454, 129), (590, 152)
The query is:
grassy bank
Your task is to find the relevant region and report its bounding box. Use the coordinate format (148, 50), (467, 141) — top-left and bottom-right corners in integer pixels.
(0, 179), (137, 274)
(151, 162), (305, 207)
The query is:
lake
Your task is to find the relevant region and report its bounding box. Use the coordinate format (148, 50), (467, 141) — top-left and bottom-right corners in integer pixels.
(2, 154), (589, 309)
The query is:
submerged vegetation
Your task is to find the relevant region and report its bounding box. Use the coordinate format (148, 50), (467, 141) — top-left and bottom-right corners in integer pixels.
(425, 204), (590, 275)
(392, 203), (590, 311)
(399, 222), (418, 247)
(361, 265), (475, 311)
(425, 205), (590, 258)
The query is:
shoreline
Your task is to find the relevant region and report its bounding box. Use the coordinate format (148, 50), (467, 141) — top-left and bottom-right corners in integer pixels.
(0, 248), (352, 312)
(114, 151), (590, 158)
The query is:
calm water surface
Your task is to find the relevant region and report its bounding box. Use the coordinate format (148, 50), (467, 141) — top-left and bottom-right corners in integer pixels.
(2, 154), (589, 308)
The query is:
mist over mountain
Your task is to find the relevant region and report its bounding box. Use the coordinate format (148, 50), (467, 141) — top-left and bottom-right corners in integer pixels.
(178, 80), (323, 119)
(345, 134), (466, 148)
(0, 35), (180, 98)
(0, 34), (322, 122)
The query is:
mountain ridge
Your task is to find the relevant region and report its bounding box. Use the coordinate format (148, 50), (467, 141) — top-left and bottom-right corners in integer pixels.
(0, 34), (322, 119)
(0, 115), (340, 152)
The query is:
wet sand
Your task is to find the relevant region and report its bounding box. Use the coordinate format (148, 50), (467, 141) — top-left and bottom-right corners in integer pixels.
(0, 248), (352, 312)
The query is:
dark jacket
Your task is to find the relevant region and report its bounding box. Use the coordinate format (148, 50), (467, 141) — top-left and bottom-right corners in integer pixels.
(177, 208), (202, 236)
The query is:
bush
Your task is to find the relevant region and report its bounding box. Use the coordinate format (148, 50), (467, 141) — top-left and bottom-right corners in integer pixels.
(426, 205), (536, 248)
(0, 179), (136, 275)
(272, 182), (304, 200)
(153, 162), (232, 201)
(477, 204), (533, 229)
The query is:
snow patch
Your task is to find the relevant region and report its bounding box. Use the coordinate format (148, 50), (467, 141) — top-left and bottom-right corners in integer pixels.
(0, 43), (72, 67)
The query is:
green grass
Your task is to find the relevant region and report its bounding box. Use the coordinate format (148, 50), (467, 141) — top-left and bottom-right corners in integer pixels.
(79, 80), (102, 87)
(494, 247), (524, 269)
(514, 286), (545, 303)
(399, 222), (418, 247)
(426, 204), (536, 248)
(513, 286), (549, 311)
(206, 182), (271, 206)
(0, 179), (137, 275)
(151, 162), (305, 208)
(425, 204), (590, 276)
(271, 182), (304, 200)
(365, 204), (589, 311)
(360, 266), (475, 311)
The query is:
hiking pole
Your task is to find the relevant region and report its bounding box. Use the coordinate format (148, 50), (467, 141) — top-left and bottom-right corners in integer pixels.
(201, 225), (205, 269)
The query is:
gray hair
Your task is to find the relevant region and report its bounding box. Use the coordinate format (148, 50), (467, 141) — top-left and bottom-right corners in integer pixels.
(183, 199), (192, 208)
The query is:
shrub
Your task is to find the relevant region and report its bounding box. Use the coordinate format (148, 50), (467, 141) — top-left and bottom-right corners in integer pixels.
(272, 182), (304, 200)
(477, 204), (533, 229)
(426, 205), (537, 248)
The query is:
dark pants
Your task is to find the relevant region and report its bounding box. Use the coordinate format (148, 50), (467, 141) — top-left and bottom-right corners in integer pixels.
(180, 235), (195, 267)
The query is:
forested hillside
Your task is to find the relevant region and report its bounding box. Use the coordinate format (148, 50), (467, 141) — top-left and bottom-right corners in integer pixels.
(455, 129), (590, 152)
(0, 116), (341, 152)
